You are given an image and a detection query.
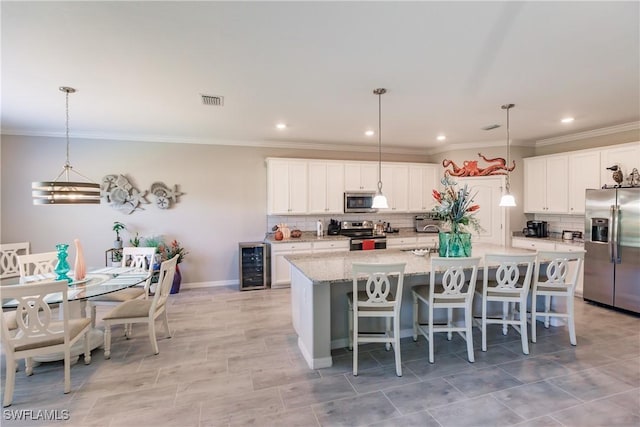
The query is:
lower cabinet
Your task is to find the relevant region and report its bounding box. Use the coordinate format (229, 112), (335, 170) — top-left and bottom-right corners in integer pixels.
(270, 240), (349, 288)
(512, 238), (585, 325)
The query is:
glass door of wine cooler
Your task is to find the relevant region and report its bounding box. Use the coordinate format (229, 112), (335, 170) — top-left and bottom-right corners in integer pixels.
(239, 242), (270, 291)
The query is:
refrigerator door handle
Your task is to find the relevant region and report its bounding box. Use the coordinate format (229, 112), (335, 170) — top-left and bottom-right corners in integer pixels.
(613, 204), (621, 263)
(609, 205), (616, 263)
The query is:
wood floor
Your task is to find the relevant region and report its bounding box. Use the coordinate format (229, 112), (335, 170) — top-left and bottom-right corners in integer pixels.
(1, 286), (639, 426)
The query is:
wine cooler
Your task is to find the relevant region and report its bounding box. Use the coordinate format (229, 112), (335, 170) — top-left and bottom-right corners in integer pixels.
(238, 242), (270, 291)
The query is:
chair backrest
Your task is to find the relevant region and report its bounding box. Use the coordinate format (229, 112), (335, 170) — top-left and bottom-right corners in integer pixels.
(484, 253), (536, 293)
(17, 252), (58, 277)
(122, 247), (156, 272)
(429, 257), (481, 300)
(149, 255), (178, 315)
(352, 263), (406, 311)
(0, 280), (70, 353)
(0, 242), (30, 279)
(534, 250), (585, 292)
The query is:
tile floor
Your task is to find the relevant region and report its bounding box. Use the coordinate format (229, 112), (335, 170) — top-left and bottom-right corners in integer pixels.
(1, 286), (639, 426)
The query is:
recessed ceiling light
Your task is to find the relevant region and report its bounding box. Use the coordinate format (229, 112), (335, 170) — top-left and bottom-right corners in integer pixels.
(561, 117), (575, 123)
(437, 135), (446, 141)
(365, 130), (375, 136)
(275, 123), (287, 130)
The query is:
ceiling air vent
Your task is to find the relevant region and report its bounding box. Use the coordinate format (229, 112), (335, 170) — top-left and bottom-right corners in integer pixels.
(201, 94), (224, 106)
(482, 124), (500, 131)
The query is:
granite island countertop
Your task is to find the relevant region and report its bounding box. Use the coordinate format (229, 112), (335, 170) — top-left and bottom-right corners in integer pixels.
(285, 243), (536, 283)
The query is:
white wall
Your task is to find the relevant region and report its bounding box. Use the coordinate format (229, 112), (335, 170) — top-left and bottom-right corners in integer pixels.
(0, 135), (430, 284)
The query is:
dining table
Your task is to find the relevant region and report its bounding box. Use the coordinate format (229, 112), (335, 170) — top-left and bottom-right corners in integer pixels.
(1, 267), (150, 362)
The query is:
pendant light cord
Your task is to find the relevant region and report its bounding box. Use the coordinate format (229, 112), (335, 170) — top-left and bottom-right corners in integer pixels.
(501, 103), (514, 192)
(65, 89), (71, 170)
(378, 90), (382, 190)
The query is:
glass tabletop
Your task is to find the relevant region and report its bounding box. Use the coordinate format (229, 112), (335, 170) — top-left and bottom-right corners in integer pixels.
(1, 267), (150, 308)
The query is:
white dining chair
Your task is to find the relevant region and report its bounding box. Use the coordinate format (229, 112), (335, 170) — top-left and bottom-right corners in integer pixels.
(17, 251), (57, 278)
(0, 280), (92, 407)
(479, 253), (536, 354)
(103, 255), (178, 358)
(532, 250), (585, 346)
(412, 257), (480, 363)
(88, 246), (156, 327)
(349, 262), (406, 377)
(0, 242), (30, 280)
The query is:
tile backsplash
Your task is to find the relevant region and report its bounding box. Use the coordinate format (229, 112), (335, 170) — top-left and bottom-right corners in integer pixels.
(267, 213), (417, 232)
(530, 213), (585, 234)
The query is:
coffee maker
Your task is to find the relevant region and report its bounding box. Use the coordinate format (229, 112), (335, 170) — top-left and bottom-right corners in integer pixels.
(523, 220), (548, 238)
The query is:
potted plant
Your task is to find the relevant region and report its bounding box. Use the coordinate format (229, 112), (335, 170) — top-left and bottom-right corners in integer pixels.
(432, 175), (481, 257)
(159, 239), (188, 294)
(113, 221), (126, 249)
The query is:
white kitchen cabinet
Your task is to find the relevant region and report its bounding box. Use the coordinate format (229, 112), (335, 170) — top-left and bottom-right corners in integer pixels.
(555, 243), (586, 297)
(312, 240), (350, 253)
(270, 240), (349, 287)
(344, 162), (379, 191)
(308, 161), (345, 214)
(511, 237), (557, 252)
(457, 176), (506, 246)
(270, 242), (313, 288)
(524, 155), (568, 213)
(408, 165), (439, 212)
(386, 236), (418, 249)
(568, 151), (600, 214)
(416, 235), (439, 249)
(600, 142), (640, 187)
(381, 164), (409, 212)
(267, 159), (308, 215)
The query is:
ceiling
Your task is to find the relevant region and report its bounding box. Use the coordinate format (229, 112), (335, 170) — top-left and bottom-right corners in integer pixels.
(2, 1), (639, 154)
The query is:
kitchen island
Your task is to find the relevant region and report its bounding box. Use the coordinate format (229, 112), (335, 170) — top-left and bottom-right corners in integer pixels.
(286, 243), (536, 369)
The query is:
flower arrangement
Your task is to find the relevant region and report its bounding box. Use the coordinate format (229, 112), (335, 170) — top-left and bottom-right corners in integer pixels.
(432, 175), (482, 234)
(159, 239), (188, 264)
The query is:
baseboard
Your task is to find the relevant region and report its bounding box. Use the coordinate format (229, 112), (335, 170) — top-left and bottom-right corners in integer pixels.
(181, 280), (239, 289)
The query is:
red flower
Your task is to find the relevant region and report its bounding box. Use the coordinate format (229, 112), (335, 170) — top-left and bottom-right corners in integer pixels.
(468, 204), (480, 212)
(432, 190), (442, 203)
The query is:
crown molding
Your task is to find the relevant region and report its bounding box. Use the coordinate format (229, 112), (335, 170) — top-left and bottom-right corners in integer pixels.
(535, 121), (640, 147)
(0, 128), (428, 156)
(425, 139), (533, 156)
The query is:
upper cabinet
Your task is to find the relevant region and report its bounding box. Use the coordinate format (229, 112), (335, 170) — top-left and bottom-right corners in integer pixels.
(267, 158), (439, 215)
(524, 155), (568, 213)
(600, 144), (640, 188)
(344, 162), (378, 191)
(267, 159), (308, 215)
(381, 164), (409, 211)
(308, 161), (345, 214)
(568, 151), (600, 214)
(523, 142), (640, 215)
(408, 164), (439, 212)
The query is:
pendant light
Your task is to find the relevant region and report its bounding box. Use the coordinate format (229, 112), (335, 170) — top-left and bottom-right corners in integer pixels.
(499, 103), (516, 207)
(371, 88), (388, 209)
(32, 87), (101, 205)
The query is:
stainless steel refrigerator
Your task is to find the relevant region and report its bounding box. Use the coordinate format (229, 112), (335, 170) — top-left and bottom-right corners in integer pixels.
(584, 188), (640, 313)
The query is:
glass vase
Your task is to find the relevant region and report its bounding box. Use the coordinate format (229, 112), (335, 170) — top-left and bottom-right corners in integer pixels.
(73, 239), (86, 281)
(55, 243), (72, 283)
(438, 231), (472, 257)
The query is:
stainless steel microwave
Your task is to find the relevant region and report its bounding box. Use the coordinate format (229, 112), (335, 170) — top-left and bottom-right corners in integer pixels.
(344, 192), (377, 213)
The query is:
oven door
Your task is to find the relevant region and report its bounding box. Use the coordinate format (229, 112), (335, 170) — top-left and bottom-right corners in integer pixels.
(350, 238), (387, 251)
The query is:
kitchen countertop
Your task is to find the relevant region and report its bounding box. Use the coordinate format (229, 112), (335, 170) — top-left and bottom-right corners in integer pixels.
(286, 243), (535, 284)
(511, 232), (585, 247)
(264, 227), (438, 244)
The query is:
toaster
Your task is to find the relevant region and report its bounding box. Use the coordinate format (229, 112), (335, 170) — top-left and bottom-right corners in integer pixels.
(415, 214), (441, 233)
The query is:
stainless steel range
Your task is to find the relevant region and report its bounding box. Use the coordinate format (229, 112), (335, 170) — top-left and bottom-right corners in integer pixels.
(340, 220), (387, 251)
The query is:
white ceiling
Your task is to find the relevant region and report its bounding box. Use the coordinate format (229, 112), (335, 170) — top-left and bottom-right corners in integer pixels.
(2, 1), (639, 154)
